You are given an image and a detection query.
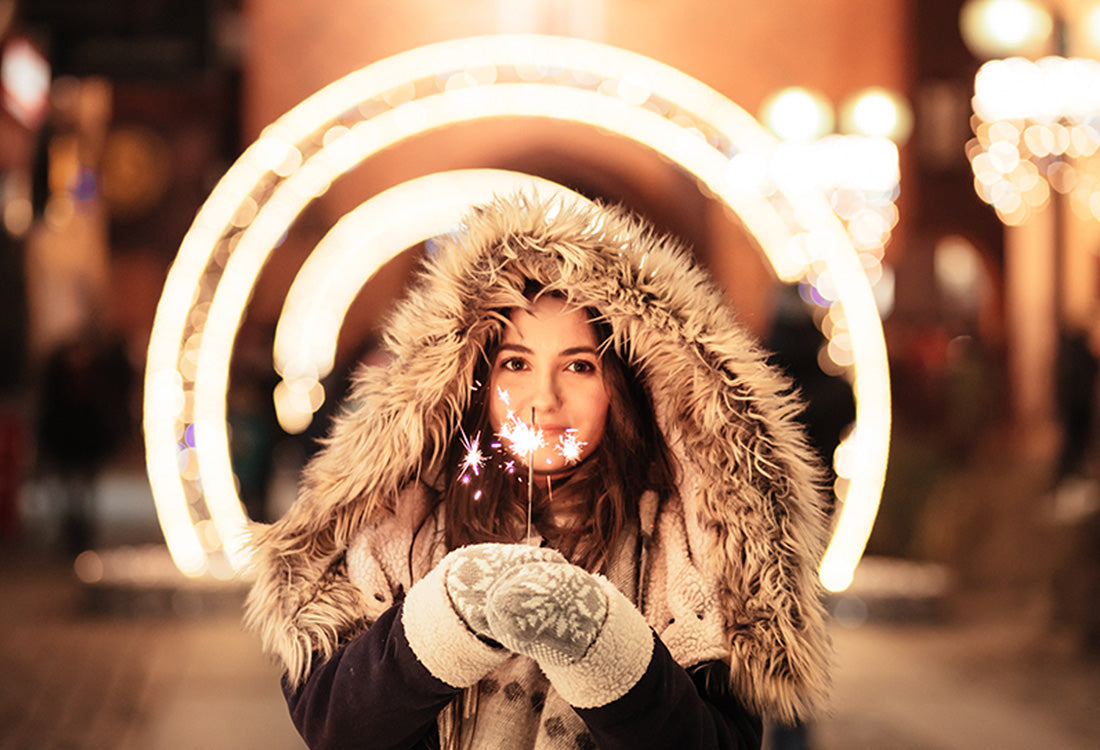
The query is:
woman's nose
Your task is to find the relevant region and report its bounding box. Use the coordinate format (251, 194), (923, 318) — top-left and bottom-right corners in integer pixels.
(530, 371), (562, 414)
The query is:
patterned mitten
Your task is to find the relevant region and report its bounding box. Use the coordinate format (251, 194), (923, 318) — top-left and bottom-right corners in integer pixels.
(443, 543), (566, 641)
(402, 542), (564, 689)
(484, 561), (608, 665)
(484, 560), (655, 709)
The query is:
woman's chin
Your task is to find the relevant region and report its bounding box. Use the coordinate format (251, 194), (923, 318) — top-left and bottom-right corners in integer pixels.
(526, 454), (593, 483)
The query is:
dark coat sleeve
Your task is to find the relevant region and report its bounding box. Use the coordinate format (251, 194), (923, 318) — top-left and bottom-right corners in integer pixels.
(575, 633), (762, 750)
(282, 602), (458, 750)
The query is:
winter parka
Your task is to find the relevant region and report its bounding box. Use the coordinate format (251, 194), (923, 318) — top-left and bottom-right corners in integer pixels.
(243, 193), (832, 746)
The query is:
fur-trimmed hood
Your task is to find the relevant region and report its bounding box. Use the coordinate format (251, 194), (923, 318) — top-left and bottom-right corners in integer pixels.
(244, 193), (831, 723)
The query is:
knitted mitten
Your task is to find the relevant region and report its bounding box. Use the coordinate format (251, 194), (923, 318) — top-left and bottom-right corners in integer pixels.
(443, 543), (566, 640)
(402, 542), (564, 689)
(485, 561), (608, 665)
(485, 560), (655, 709)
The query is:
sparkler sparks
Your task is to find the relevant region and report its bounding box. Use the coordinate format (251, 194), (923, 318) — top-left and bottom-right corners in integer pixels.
(458, 429), (485, 479)
(557, 429), (586, 464)
(498, 411), (545, 458)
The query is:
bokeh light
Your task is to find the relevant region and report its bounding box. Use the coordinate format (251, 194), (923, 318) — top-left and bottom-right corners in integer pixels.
(968, 57), (1100, 224)
(760, 87), (835, 142)
(1088, 3), (1100, 55)
(960, 0), (1053, 59)
(841, 87), (913, 144)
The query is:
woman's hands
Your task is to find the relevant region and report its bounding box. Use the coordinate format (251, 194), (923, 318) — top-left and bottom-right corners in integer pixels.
(442, 543), (568, 643)
(430, 543), (653, 708)
(403, 542), (652, 705)
(485, 560), (609, 665)
(442, 543), (610, 664)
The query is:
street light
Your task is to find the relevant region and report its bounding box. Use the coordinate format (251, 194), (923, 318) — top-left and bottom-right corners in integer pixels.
(960, 0), (1054, 58)
(840, 87), (914, 144)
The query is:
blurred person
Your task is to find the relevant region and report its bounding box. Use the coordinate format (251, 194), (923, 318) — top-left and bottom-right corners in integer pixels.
(1055, 326), (1099, 482)
(228, 319), (280, 522)
(943, 333), (993, 463)
(245, 195), (831, 749)
(35, 330), (133, 552)
(765, 284), (855, 501)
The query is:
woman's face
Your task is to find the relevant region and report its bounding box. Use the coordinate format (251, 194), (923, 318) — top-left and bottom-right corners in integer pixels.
(489, 296), (610, 479)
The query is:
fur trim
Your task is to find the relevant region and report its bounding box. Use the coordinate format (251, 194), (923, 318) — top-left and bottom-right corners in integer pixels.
(244, 193), (831, 722)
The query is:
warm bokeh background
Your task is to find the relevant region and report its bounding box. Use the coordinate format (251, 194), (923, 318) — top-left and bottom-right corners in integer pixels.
(1, 1), (1098, 748)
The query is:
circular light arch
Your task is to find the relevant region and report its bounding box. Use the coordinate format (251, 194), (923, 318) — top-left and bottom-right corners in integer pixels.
(143, 34), (890, 591)
(272, 170), (592, 432)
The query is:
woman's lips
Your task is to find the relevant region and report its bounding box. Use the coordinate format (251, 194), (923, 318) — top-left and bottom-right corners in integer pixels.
(538, 425), (571, 434)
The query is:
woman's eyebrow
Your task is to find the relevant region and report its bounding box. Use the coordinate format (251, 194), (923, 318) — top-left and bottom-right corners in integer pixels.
(496, 344), (598, 357)
(560, 346), (599, 357)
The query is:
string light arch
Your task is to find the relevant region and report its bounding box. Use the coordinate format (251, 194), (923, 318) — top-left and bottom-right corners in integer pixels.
(143, 34), (890, 591)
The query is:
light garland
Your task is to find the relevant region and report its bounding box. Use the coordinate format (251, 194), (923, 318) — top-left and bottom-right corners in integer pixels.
(968, 56), (1100, 225)
(143, 34), (890, 591)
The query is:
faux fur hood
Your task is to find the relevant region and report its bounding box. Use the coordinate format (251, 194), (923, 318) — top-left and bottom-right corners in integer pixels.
(244, 193), (831, 723)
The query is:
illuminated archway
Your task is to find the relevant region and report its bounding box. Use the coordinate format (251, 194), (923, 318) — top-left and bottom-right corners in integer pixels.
(143, 34), (890, 590)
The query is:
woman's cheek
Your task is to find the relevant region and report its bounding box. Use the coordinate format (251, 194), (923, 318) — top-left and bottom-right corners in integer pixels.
(488, 398), (508, 436)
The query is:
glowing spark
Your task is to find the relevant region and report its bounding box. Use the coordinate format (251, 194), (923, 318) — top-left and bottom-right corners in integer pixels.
(458, 429), (484, 477)
(496, 386), (511, 408)
(498, 411), (545, 458)
(557, 430), (586, 464)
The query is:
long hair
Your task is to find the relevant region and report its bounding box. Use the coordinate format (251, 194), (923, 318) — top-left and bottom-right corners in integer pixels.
(439, 299), (677, 573)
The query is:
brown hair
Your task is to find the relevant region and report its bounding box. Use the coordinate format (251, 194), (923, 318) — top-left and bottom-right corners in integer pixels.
(440, 297), (677, 573)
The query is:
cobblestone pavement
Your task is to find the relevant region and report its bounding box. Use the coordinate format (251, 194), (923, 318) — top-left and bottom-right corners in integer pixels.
(2, 544), (1098, 750)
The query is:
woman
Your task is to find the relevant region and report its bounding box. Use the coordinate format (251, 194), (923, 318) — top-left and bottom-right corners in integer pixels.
(245, 194), (831, 749)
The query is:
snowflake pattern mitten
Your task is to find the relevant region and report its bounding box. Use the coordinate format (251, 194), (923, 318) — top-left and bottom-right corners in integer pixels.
(485, 561), (609, 666)
(443, 543), (566, 640)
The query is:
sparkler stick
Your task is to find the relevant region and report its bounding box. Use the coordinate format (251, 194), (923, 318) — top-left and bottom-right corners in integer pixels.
(526, 407), (535, 543)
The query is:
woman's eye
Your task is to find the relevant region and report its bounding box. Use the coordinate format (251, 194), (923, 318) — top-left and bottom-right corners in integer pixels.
(500, 357), (527, 372)
(567, 360), (597, 374)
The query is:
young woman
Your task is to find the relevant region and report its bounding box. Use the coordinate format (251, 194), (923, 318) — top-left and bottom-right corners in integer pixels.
(245, 194), (832, 749)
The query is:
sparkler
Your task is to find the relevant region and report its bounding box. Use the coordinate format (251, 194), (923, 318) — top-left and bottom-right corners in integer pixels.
(465, 388), (590, 542)
(458, 428), (484, 483)
(557, 429), (586, 465)
(495, 403), (546, 542)
(527, 407), (535, 542)
(498, 411), (544, 456)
